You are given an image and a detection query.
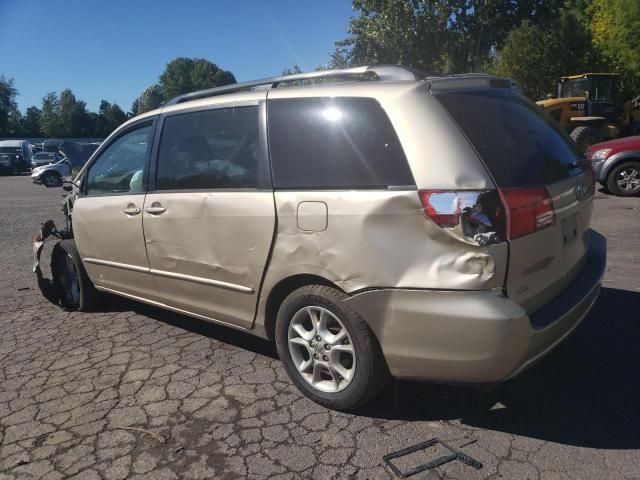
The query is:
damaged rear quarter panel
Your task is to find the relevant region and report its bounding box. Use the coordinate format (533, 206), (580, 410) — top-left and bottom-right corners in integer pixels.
(257, 190), (507, 312)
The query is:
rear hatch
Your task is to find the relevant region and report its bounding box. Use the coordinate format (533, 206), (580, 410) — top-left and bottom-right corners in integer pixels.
(435, 87), (595, 313)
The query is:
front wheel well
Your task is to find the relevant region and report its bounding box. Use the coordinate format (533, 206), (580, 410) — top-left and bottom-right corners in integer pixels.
(263, 274), (342, 341)
(607, 156), (640, 177)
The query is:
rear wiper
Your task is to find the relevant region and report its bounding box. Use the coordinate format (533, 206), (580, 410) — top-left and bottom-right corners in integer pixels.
(568, 158), (591, 170)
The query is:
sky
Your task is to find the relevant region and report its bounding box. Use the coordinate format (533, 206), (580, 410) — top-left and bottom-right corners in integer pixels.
(0, 0), (354, 113)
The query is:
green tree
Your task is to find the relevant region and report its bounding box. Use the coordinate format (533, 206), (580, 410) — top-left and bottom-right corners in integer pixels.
(21, 106), (42, 137)
(104, 103), (126, 135)
(129, 98), (140, 118)
(41, 92), (62, 137)
(41, 90), (104, 137)
(212, 69), (236, 86)
(0, 76), (22, 137)
(159, 57), (236, 101)
(491, 9), (596, 99)
(445, 0), (568, 72)
(331, 0), (447, 72)
(71, 101), (93, 137)
(331, 0), (569, 73)
(96, 100), (126, 137)
(281, 65), (303, 75)
(587, 0), (640, 98)
(59, 89), (78, 137)
(132, 83), (164, 115)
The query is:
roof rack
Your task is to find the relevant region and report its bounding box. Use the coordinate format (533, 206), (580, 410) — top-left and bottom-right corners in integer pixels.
(164, 64), (426, 106)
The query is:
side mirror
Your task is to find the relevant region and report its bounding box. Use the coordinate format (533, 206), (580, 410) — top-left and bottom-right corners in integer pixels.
(62, 184), (73, 192)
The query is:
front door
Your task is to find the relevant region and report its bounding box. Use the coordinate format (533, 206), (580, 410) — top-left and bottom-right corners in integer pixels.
(142, 98), (275, 329)
(73, 121), (158, 299)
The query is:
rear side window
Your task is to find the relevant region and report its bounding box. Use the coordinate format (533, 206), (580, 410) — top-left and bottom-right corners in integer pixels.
(157, 107), (259, 190)
(268, 97), (413, 189)
(435, 90), (581, 187)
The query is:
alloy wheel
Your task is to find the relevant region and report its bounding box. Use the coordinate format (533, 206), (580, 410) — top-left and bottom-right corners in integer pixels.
(616, 167), (640, 193)
(287, 306), (356, 393)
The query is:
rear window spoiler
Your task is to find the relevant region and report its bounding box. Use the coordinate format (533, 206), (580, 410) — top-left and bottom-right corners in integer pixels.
(430, 75), (518, 94)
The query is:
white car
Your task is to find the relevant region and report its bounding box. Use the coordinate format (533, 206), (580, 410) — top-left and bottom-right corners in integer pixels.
(31, 157), (72, 187)
(31, 152), (59, 168)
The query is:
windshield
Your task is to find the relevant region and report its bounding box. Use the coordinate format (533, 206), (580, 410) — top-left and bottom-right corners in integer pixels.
(561, 78), (589, 98)
(561, 76), (616, 102)
(0, 147), (21, 154)
(589, 77), (615, 102)
(435, 89), (581, 188)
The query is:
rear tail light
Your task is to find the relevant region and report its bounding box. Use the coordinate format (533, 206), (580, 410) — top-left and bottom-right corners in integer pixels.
(418, 190), (506, 246)
(499, 187), (555, 239)
(418, 187), (555, 243)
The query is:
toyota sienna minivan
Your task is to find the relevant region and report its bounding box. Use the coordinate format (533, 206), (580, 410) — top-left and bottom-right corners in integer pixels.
(37, 65), (606, 410)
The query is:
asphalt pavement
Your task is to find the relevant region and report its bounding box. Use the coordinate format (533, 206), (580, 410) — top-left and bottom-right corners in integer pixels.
(0, 174), (639, 480)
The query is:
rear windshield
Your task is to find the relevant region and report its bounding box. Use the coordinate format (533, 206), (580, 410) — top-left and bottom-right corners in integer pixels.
(435, 89), (581, 187)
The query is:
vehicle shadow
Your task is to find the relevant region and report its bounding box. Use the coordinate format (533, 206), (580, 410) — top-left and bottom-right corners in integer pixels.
(100, 295), (279, 360)
(358, 287), (640, 450)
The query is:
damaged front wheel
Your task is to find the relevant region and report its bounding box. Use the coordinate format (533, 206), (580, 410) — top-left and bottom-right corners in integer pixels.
(51, 240), (98, 311)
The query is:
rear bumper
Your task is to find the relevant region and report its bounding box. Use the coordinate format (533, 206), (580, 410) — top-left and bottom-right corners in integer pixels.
(346, 230), (606, 383)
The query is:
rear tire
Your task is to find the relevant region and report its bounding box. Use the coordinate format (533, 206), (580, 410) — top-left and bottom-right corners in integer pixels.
(607, 161), (640, 196)
(570, 126), (602, 153)
(51, 240), (98, 311)
(275, 285), (390, 411)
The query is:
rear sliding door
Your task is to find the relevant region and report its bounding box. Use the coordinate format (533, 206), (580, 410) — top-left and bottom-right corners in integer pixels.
(142, 95), (275, 329)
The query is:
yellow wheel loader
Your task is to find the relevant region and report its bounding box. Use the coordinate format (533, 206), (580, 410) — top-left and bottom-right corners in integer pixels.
(537, 73), (640, 152)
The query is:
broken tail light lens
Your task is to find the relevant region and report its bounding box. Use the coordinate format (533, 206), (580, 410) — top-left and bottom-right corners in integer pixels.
(499, 187), (555, 239)
(418, 190), (507, 246)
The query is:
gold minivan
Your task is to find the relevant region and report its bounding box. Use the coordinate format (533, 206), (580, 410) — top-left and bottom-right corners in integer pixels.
(38, 66), (606, 410)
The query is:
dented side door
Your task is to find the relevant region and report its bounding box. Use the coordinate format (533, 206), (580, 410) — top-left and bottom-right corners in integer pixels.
(142, 95), (275, 329)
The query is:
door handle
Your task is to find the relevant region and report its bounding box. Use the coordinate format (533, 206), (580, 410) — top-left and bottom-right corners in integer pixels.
(122, 206), (141, 215)
(145, 206), (166, 215)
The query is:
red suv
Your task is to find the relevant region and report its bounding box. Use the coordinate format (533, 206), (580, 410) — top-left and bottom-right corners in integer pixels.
(587, 136), (640, 196)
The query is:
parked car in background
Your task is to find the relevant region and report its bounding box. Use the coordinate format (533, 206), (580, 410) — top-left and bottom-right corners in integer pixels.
(31, 151), (58, 168)
(587, 135), (640, 196)
(59, 141), (101, 175)
(0, 153), (17, 174)
(0, 139), (32, 173)
(31, 157), (72, 187)
(42, 139), (63, 154)
(35, 65), (606, 410)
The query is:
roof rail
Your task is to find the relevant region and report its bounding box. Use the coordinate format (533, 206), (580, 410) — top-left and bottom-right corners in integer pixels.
(164, 64), (426, 106)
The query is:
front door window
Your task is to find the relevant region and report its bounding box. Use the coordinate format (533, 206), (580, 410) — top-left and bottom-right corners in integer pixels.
(86, 124), (153, 195)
